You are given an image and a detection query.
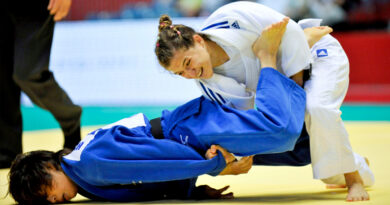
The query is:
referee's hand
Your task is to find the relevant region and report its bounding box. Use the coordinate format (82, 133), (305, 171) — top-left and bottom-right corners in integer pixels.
(48, 0), (72, 21)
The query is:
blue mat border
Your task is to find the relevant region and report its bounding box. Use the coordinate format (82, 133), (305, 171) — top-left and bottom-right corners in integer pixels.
(21, 104), (390, 131)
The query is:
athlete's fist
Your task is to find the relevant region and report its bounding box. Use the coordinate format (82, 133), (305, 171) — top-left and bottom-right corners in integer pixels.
(205, 145), (236, 164)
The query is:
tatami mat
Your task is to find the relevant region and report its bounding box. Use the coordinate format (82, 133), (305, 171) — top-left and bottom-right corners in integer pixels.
(1, 121), (389, 205)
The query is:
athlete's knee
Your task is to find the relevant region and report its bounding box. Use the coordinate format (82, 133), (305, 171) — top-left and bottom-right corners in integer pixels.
(72, 105), (82, 119)
(306, 100), (341, 119)
(13, 69), (53, 86)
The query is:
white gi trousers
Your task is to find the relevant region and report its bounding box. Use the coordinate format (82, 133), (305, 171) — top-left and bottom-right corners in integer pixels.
(305, 34), (374, 186)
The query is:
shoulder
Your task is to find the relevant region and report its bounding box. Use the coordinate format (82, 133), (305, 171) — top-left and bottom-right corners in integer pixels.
(202, 2), (280, 31)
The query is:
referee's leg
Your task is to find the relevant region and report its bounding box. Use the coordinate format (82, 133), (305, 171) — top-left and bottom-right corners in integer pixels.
(12, 9), (82, 149)
(0, 10), (23, 168)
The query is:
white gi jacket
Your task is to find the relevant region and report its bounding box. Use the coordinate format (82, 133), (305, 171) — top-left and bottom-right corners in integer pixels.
(196, 1), (311, 110)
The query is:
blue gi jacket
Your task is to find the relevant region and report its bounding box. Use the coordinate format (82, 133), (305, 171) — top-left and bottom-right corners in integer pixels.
(61, 117), (225, 201)
(162, 68), (306, 156)
(61, 68), (306, 202)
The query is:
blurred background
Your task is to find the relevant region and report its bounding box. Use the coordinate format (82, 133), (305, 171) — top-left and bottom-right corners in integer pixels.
(65, 0), (390, 28)
(22, 0), (390, 131)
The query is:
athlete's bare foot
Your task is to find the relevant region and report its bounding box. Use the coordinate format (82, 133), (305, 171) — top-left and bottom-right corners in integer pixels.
(326, 157), (371, 191)
(303, 26), (333, 48)
(345, 171), (370, 201)
(347, 182), (370, 201)
(252, 17), (289, 69)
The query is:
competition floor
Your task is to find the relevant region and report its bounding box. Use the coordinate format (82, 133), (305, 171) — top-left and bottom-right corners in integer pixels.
(1, 120), (390, 204)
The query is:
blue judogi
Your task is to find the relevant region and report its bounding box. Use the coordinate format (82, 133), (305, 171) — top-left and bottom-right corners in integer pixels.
(62, 114), (225, 201)
(61, 68), (307, 202)
(162, 68), (306, 156)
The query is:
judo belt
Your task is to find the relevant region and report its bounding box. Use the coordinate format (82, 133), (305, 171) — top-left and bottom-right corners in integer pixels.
(150, 117), (165, 139)
(303, 63), (312, 85)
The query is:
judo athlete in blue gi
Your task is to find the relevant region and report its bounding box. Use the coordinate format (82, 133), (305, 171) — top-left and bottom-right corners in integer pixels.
(8, 67), (308, 204)
(8, 22), (309, 204)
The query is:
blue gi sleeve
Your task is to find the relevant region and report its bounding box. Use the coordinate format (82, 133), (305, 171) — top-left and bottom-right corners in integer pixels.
(162, 68), (306, 156)
(62, 122), (226, 187)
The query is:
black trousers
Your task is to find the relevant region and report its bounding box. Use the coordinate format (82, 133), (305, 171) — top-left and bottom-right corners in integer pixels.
(0, 1), (82, 164)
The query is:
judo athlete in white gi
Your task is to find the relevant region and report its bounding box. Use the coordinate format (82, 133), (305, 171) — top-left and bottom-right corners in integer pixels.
(9, 67), (309, 203)
(154, 1), (373, 201)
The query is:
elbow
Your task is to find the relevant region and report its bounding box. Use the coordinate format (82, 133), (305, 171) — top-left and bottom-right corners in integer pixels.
(281, 115), (305, 151)
(283, 138), (297, 152)
(288, 125), (303, 141)
(279, 126), (302, 152)
(270, 138), (295, 154)
(279, 137), (296, 152)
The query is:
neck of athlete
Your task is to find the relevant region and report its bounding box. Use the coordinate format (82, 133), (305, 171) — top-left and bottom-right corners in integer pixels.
(206, 40), (230, 68)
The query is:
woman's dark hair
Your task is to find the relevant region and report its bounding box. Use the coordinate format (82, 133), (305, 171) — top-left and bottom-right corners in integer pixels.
(8, 149), (71, 204)
(155, 14), (210, 68)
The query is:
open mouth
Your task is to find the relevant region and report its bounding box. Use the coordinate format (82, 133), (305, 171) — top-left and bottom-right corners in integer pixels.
(197, 67), (203, 78)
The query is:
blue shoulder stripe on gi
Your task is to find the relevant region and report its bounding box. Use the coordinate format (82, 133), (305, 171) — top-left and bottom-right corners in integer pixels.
(216, 93), (227, 104)
(199, 81), (217, 103)
(201, 21), (229, 31)
(216, 26), (230, 29)
(207, 88), (222, 105)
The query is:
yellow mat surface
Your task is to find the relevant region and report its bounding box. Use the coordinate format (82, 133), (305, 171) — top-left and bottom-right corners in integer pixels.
(1, 121), (389, 205)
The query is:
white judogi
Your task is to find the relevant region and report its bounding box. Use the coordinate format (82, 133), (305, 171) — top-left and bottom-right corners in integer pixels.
(195, 1), (374, 185)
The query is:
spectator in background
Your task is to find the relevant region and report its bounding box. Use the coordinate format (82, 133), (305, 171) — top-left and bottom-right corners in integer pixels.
(177, 0), (203, 17)
(0, 0), (82, 168)
(257, 0), (346, 25)
(198, 0), (232, 17)
(257, 0), (308, 20)
(257, 0), (389, 30)
(308, 0), (347, 25)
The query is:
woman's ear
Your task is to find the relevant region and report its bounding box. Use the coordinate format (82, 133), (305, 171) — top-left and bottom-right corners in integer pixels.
(193, 34), (204, 45)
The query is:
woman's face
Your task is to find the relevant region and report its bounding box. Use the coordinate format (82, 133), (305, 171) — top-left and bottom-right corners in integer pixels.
(167, 35), (214, 79)
(45, 169), (78, 203)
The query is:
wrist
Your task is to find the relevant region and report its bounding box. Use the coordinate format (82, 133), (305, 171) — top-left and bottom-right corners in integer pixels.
(219, 165), (231, 175)
(258, 54), (276, 69)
